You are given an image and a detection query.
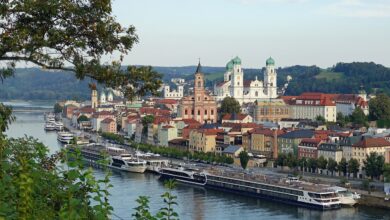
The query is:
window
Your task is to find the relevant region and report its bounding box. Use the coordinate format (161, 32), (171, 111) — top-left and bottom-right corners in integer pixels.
(198, 110), (200, 115)
(205, 110), (208, 115)
(197, 81), (201, 88)
(211, 109), (214, 115)
(185, 109), (188, 115)
(192, 110), (194, 115)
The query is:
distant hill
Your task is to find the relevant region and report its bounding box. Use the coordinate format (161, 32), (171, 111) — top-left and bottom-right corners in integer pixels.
(0, 62), (389, 101)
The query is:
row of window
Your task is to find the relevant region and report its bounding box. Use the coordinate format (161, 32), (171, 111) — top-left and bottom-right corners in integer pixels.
(184, 109), (214, 115)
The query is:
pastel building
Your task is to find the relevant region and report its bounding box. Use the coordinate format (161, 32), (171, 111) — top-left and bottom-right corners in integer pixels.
(178, 62), (218, 124)
(100, 118), (117, 133)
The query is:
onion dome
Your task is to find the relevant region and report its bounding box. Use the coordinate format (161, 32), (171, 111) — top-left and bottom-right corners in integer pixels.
(226, 60), (234, 71)
(266, 57), (275, 66)
(232, 56), (241, 65)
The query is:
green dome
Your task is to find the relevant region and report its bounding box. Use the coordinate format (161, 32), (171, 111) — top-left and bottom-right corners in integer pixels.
(266, 57), (275, 66)
(232, 56), (241, 65)
(226, 60), (234, 71)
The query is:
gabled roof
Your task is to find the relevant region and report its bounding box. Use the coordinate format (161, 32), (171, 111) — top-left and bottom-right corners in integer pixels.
(352, 138), (390, 148)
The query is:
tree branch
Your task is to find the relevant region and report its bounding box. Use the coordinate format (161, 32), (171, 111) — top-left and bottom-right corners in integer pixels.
(0, 56), (75, 72)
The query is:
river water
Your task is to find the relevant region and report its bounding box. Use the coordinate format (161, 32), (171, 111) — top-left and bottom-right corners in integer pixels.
(4, 108), (390, 220)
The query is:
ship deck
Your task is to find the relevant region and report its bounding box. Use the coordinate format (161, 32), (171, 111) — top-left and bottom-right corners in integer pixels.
(204, 168), (335, 194)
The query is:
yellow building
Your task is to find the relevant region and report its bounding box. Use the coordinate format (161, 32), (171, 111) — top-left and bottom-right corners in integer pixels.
(243, 128), (283, 158)
(254, 99), (291, 123)
(352, 138), (390, 166)
(189, 129), (223, 153)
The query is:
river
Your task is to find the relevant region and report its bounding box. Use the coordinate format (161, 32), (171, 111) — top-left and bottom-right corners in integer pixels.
(4, 104), (390, 220)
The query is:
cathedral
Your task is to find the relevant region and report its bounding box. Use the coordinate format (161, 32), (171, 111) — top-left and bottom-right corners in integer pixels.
(214, 56), (278, 104)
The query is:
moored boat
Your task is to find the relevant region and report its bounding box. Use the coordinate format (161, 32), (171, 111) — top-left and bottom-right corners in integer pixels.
(327, 186), (360, 206)
(159, 167), (341, 210)
(57, 132), (74, 144)
(44, 122), (56, 131)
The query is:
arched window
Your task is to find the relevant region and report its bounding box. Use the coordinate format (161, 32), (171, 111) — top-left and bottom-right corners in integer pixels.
(185, 109), (188, 115)
(255, 91), (258, 97)
(211, 109), (214, 115)
(198, 110), (201, 115)
(205, 109), (208, 115)
(197, 81), (201, 88)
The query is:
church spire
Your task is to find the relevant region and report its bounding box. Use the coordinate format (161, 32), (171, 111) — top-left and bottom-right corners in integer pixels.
(195, 59), (202, 74)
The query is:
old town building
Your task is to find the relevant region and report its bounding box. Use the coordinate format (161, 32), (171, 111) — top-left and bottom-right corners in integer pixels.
(178, 62), (218, 124)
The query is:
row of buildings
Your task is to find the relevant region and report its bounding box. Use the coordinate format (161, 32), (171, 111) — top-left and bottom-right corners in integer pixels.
(60, 57), (387, 173)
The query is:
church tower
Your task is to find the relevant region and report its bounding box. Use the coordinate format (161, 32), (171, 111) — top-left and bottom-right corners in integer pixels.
(90, 83), (98, 109)
(264, 57), (277, 99)
(194, 61), (205, 103)
(230, 56), (244, 103)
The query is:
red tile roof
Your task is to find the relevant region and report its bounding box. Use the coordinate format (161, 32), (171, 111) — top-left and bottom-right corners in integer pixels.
(156, 99), (179, 105)
(198, 129), (224, 136)
(299, 138), (322, 145)
(153, 116), (171, 125)
(222, 113), (250, 121)
(283, 93), (336, 106)
(162, 125), (175, 129)
(101, 118), (115, 124)
(140, 107), (171, 117)
(353, 138), (390, 148)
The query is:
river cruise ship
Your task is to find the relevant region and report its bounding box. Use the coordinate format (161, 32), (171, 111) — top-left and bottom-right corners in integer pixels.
(159, 167), (341, 210)
(67, 144), (148, 173)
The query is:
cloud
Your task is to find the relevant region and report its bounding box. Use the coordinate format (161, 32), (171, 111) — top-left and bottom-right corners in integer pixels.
(324, 0), (390, 18)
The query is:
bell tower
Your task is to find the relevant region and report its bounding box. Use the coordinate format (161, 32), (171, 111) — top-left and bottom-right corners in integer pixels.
(90, 83), (98, 109)
(264, 57), (277, 99)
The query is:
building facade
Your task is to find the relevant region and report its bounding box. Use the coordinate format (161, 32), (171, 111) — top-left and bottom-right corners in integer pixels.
(254, 99), (291, 123)
(298, 138), (322, 159)
(317, 143), (343, 163)
(283, 93), (337, 122)
(163, 85), (184, 100)
(178, 62), (218, 124)
(214, 57), (278, 104)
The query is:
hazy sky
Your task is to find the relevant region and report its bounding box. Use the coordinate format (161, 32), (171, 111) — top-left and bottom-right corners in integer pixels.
(112, 0), (390, 68)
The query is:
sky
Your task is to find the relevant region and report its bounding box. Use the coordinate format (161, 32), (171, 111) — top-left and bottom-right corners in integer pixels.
(111, 0), (390, 68)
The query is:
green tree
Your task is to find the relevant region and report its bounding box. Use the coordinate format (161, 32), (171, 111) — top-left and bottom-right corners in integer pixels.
(53, 103), (63, 114)
(364, 152), (385, 180)
(0, 0), (162, 100)
(141, 115), (155, 135)
(220, 97), (241, 117)
(348, 158), (360, 178)
(277, 153), (288, 167)
(384, 163), (390, 183)
(298, 157), (307, 172)
(317, 156), (328, 170)
(286, 153), (298, 170)
(369, 93), (390, 121)
(327, 158), (338, 176)
(157, 180), (179, 220)
(350, 107), (368, 126)
(336, 112), (347, 127)
(315, 115), (326, 123)
(239, 151), (250, 170)
(77, 115), (89, 123)
(307, 158), (318, 173)
(338, 158), (348, 176)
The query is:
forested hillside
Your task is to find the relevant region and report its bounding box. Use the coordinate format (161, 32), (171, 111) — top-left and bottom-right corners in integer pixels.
(0, 62), (389, 101)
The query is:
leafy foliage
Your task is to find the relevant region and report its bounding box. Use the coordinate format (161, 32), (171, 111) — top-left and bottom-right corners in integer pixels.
(327, 158), (338, 176)
(53, 103), (63, 114)
(364, 152), (385, 180)
(239, 151), (250, 170)
(0, 137), (113, 219)
(350, 107), (368, 126)
(134, 142), (234, 165)
(338, 158), (348, 176)
(101, 132), (125, 145)
(317, 156), (328, 170)
(348, 158), (360, 178)
(0, 0), (162, 101)
(220, 97), (241, 117)
(369, 93), (390, 121)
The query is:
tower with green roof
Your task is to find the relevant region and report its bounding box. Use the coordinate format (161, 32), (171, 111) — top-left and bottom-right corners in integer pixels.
(264, 57), (277, 99)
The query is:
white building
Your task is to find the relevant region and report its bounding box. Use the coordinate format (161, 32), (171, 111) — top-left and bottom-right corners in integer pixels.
(214, 56), (278, 104)
(283, 93), (337, 122)
(334, 92), (369, 116)
(163, 85), (184, 100)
